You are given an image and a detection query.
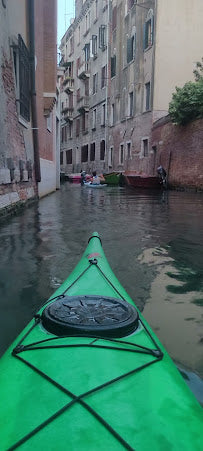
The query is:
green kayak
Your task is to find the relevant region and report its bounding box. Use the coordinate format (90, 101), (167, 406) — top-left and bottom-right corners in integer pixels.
(0, 233), (202, 451)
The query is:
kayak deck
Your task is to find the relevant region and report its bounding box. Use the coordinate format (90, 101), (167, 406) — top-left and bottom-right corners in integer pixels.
(0, 233), (202, 451)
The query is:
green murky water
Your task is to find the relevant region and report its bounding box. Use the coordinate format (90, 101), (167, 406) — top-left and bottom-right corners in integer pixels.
(0, 184), (202, 402)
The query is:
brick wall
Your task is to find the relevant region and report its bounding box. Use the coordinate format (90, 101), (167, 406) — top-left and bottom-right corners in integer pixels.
(152, 118), (203, 190)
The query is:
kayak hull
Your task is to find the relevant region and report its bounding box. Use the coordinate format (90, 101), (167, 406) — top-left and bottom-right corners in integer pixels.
(0, 233), (202, 451)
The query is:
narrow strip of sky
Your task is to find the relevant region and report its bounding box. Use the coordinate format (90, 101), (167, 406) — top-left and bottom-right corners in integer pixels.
(57, 0), (75, 45)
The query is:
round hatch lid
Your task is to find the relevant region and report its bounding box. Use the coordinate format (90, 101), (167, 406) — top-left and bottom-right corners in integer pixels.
(41, 295), (139, 338)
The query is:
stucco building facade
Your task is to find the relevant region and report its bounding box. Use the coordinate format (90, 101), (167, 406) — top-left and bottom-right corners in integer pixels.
(60, 0), (203, 178)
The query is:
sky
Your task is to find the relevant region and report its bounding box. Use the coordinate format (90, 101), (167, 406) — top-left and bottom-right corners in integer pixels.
(57, 0), (75, 45)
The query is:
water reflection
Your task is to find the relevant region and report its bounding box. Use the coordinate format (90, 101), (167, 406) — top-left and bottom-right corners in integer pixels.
(0, 184), (203, 401)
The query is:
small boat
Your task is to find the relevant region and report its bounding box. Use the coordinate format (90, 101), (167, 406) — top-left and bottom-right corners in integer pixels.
(123, 171), (161, 189)
(0, 233), (202, 451)
(102, 171), (123, 186)
(83, 181), (107, 188)
(68, 173), (91, 184)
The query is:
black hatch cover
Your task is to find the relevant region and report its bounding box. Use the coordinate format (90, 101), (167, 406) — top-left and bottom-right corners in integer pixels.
(41, 295), (139, 338)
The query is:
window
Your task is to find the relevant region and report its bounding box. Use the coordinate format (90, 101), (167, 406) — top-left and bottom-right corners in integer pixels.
(119, 144), (124, 165)
(81, 144), (88, 162)
(13, 34), (30, 121)
(142, 138), (149, 157)
(66, 149), (72, 164)
(85, 79), (89, 96)
(101, 65), (107, 88)
(84, 43), (90, 62)
(77, 88), (81, 102)
(108, 146), (113, 167)
(99, 25), (107, 49)
(78, 26), (81, 45)
(82, 112), (89, 133)
(101, 103), (106, 126)
(145, 82), (150, 111)
(60, 152), (63, 165)
(85, 12), (90, 34)
(76, 118), (80, 137)
(77, 57), (81, 75)
(127, 34), (136, 63)
(127, 142), (131, 159)
(112, 6), (117, 31)
(47, 112), (52, 132)
(94, 0), (98, 21)
(90, 142), (96, 161)
(92, 108), (97, 130)
(111, 103), (115, 125)
(69, 122), (73, 139)
(93, 73), (98, 94)
(61, 126), (67, 143)
(129, 92), (133, 116)
(111, 55), (116, 78)
(100, 140), (105, 160)
(69, 92), (73, 109)
(69, 36), (74, 55)
(144, 16), (153, 50)
(92, 35), (97, 57)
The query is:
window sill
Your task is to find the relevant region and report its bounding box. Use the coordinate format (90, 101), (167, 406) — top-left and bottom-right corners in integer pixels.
(144, 44), (153, 53)
(101, 124), (105, 128)
(18, 115), (30, 128)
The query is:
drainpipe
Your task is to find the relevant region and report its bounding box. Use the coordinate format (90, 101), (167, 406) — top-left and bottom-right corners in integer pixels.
(28, 0), (41, 182)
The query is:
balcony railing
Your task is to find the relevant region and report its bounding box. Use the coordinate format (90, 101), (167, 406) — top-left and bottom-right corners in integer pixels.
(77, 96), (90, 112)
(63, 76), (74, 93)
(62, 107), (74, 122)
(78, 62), (90, 79)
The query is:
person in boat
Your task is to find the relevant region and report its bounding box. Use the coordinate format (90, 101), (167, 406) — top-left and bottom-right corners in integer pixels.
(157, 165), (167, 187)
(80, 170), (86, 185)
(91, 171), (100, 185)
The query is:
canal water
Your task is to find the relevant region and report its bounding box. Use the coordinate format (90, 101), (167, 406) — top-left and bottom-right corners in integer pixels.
(0, 183), (203, 403)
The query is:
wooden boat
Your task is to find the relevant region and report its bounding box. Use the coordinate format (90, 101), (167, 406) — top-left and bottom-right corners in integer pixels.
(123, 171), (161, 189)
(0, 233), (202, 450)
(102, 172), (123, 186)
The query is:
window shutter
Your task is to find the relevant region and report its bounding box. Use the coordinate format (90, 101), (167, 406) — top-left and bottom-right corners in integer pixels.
(151, 16), (154, 45)
(143, 22), (146, 50)
(127, 38), (132, 63)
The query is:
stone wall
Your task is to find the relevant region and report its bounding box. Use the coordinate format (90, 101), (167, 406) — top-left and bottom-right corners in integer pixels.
(152, 117), (203, 190)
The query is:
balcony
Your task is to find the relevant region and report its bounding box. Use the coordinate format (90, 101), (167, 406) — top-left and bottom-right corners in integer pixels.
(77, 96), (90, 113)
(63, 76), (74, 93)
(78, 62), (90, 80)
(62, 107), (74, 122)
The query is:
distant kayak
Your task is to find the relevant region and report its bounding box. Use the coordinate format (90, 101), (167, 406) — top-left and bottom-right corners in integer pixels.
(0, 233), (202, 450)
(83, 181), (107, 188)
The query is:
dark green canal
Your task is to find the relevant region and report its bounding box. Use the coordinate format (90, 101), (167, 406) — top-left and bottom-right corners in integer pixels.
(0, 183), (203, 403)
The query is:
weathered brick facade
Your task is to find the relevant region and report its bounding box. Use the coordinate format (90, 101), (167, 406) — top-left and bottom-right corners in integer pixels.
(152, 118), (203, 190)
(0, 0), (58, 215)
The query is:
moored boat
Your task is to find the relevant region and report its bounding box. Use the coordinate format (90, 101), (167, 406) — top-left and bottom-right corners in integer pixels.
(102, 171), (123, 186)
(0, 233), (202, 450)
(123, 171), (161, 189)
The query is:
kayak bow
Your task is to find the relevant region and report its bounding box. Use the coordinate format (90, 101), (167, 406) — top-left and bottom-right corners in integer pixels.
(0, 232), (202, 451)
